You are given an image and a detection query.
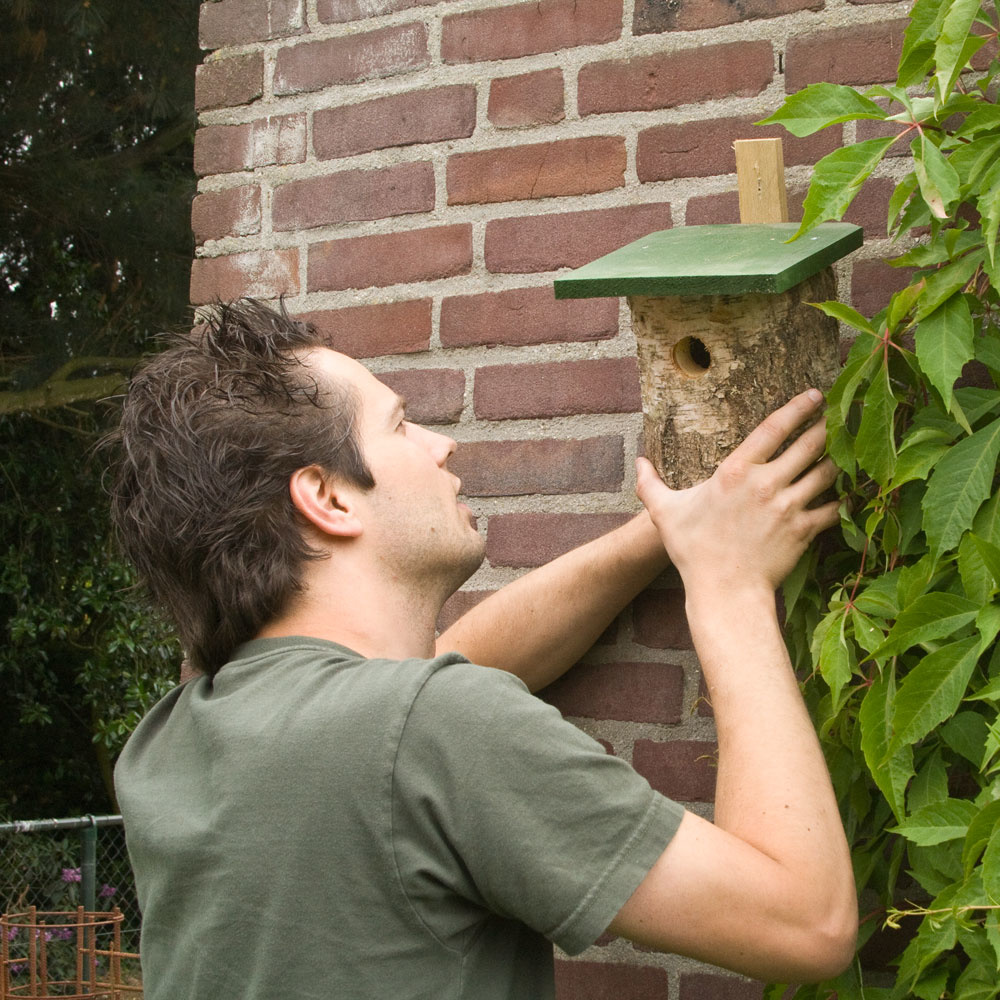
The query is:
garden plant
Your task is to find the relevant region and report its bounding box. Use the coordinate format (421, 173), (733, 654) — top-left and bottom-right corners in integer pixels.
(760, 1), (1000, 997)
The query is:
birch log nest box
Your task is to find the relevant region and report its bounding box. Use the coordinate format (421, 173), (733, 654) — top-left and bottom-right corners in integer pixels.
(554, 139), (863, 489)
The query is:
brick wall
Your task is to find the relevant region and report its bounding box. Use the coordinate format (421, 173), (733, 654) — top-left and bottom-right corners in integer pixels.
(193, 0), (911, 994)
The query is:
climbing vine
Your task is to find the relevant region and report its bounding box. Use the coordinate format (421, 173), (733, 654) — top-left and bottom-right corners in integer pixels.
(761, 2), (1000, 998)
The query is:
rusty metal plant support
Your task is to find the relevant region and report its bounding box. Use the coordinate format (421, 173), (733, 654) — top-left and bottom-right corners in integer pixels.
(0, 907), (140, 999)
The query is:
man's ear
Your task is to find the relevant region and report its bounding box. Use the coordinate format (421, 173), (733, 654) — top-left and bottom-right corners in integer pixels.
(288, 465), (363, 538)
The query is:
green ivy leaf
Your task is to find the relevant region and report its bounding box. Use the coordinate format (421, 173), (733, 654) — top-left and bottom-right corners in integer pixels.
(910, 749), (951, 813)
(898, 0), (948, 87)
(923, 417), (1000, 555)
(972, 535), (1000, 590)
(959, 531), (997, 603)
(860, 666), (913, 822)
(978, 179), (1000, 267)
(856, 362), (898, 483)
(934, 0), (989, 102)
(891, 798), (978, 845)
(809, 299), (880, 335)
(893, 437), (951, 489)
(874, 592), (980, 659)
(914, 250), (984, 321)
(893, 881), (962, 998)
(964, 803), (1000, 878)
(757, 82), (888, 136)
(884, 637), (981, 760)
(984, 820), (1000, 905)
(794, 136), (899, 238)
(915, 292), (975, 410)
(956, 106), (1000, 137)
(914, 132), (962, 219)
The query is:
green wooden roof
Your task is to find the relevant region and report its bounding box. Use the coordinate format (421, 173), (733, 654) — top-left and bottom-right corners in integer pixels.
(553, 222), (863, 298)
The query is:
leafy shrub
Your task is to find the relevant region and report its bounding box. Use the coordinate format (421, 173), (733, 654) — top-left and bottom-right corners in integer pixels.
(760, 3), (1000, 998)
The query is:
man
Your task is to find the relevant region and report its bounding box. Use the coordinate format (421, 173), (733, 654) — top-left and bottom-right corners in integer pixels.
(110, 298), (856, 999)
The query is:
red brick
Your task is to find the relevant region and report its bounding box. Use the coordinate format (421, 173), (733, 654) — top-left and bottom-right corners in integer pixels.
(851, 259), (914, 319)
(191, 185), (261, 243)
(190, 248), (299, 305)
(314, 86), (476, 160)
(450, 437), (623, 497)
(555, 960), (670, 1000)
(485, 513), (632, 567)
(633, 589), (691, 650)
(437, 589), (492, 633)
(844, 177), (895, 239)
(307, 225), (473, 292)
(194, 114), (306, 176)
(488, 69), (565, 128)
(635, 0), (820, 33)
(785, 20), (907, 90)
(441, 287), (619, 348)
(579, 41), (773, 116)
(442, 0), (622, 64)
(318, 0), (457, 21)
(195, 53), (264, 112)
(485, 203), (672, 274)
(637, 116), (842, 183)
(200, 0), (304, 48)
(297, 299), (432, 359)
(376, 368), (466, 425)
(543, 661), (685, 724)
(448, 137), (625, 205)
(273, 22), (428, 95)
(857, 115), (913, 156)
(632, 739), (718, 802)
(474, 358), (641, 420)
(685, 188), (806, 226)
(680, 973), (764, 1000)
(272, 162), (434, 232)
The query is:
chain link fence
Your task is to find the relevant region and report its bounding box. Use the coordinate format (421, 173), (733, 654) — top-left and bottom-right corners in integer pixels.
(0, 816), (141, 996)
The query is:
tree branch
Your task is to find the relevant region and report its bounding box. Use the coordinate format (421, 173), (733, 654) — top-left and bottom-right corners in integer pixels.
(0, 361), (139, 415)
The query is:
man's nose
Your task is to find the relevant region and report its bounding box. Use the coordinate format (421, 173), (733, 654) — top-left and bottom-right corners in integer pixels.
(414, 423), (457, 465)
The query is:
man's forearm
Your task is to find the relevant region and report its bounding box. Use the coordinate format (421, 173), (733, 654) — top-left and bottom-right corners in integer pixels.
(436, 512), (669, 690)
(687, 587), (856, 930)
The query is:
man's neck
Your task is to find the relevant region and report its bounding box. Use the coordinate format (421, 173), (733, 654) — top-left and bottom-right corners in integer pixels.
(256, 568), (445, 662)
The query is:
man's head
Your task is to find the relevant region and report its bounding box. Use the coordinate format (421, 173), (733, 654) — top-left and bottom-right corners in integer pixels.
(108, 298), (375, 678)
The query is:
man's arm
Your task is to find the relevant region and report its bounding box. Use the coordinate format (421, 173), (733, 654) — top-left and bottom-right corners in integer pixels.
(436, 511), (669, 691)
(608, 390), (857, 982)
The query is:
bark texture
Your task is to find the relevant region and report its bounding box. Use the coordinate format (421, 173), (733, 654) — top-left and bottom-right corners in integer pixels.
(631, 267), (840, 489)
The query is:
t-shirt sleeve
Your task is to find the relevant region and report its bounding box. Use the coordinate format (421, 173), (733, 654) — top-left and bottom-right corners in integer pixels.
(390, 660), (686, 956)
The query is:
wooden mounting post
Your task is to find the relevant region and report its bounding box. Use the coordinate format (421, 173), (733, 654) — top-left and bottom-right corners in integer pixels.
(734, 138), (789, 225)
(554, 140), (862, 489)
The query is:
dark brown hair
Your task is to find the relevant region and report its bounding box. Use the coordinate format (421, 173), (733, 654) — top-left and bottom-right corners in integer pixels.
(107, 298), (374, 678)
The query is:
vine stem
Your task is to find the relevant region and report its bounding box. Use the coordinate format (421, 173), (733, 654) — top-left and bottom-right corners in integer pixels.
(885, 903), (1000, 929)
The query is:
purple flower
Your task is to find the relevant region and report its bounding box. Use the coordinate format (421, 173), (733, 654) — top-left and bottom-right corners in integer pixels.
(5, 928), (18, 941)
(61, 867), (81, 883)
(99, 884), (116, 898)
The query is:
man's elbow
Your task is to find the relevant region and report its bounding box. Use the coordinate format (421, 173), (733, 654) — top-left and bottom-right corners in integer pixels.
(795, 901), (858, 982)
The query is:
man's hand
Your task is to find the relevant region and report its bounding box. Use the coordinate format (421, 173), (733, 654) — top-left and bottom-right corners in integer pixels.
(636, 388), (839, 598)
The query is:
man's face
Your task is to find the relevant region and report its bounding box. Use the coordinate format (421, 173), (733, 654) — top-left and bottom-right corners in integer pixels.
(307, 349), (485, 593)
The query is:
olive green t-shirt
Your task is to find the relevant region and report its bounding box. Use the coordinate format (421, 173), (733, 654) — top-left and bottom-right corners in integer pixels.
(115, 637), (684, 1000)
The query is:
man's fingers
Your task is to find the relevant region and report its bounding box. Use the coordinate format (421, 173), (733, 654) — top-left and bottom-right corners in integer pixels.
(769, 417), (829, 484)
(802, 499), (841, 540)
(786, 456), (839, 509)
(730, 389), (825, 466)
